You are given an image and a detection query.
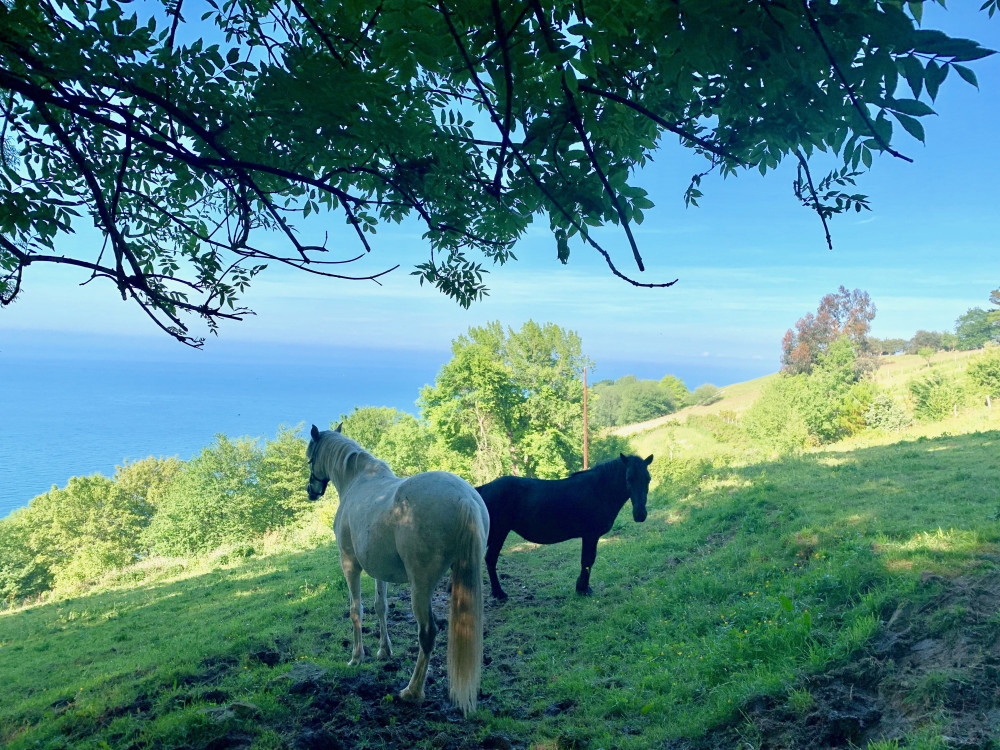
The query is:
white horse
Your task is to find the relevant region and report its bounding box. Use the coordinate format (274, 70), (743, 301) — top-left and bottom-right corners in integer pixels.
(306, 424), (489, 715)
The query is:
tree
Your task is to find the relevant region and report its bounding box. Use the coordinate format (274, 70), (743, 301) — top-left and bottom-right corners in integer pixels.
(141, 433), (308, 556)
(989, 288), (1000, 326)
(742, 377), (810, 453)
(337, 407), (454, 477)
(1, 1), (993, 344)
(781, 286), (876, 374)
(955, 308), (999, 350)
(907, 329), (944, 354)
(864, 391), (911, 433)
(660, 376), (691, 408)
(793, 335), (867, 442)
(869, 337), (908, 356)
(691, 384), (723, 406)
(420, 320), (589, 482)
(590, 375), (681, 428)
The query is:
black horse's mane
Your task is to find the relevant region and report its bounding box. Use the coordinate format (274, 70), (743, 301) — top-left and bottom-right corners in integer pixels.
(568, 456), (627, 480)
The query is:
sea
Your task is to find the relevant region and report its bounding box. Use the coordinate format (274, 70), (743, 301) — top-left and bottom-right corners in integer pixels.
(1, 333), (771, 519)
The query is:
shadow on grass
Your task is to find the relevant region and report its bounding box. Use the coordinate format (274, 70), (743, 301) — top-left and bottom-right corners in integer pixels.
(3, 429), (998, 750)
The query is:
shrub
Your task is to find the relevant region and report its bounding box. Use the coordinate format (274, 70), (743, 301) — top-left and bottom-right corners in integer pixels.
(587, 432), (635, 465)
(864, 392), (912, 432)
(686, 412), (744, 445)
(907, 374), (966, 421)
(741, 377), (809, 453)
(966, 346), (1000, 401)
(691, 383), (723, 406)
(141, 433), (309, 557)
(836, 379), (879, 437)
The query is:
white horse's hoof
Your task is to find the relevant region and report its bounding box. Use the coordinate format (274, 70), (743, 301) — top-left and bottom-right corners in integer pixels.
(347, 654), (363, 667)
(377, 647), (392, 660)
(399, 687), (424, 703)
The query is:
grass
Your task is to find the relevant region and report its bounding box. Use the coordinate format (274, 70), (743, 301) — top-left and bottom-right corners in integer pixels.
(3, 364), (1000, 748)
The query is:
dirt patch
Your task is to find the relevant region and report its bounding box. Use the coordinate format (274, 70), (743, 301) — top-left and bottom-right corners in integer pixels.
(689, 573), (1000, 749)
(868, 574), (1000, 748)
(264, 577), (531, 750)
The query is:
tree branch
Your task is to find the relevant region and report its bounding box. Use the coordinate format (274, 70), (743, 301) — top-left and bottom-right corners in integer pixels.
(799, 0), (913, 163)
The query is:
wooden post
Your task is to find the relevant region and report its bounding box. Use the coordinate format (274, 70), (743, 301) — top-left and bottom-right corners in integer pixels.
(583, 366), (589, 470)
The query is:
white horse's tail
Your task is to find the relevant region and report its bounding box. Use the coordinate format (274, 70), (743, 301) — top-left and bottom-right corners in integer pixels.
(447, 499), (486, 716)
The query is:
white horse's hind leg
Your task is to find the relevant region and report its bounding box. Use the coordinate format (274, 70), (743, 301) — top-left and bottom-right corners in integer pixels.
(374, 579), (392, 660)
(341, 553), (365, 666)
(399, 582), (436, 704)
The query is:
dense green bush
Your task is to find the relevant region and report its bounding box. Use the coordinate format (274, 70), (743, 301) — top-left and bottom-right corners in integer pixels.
(690, 383), (723, 406)
(586, 433), (635, 465)
(741, 377), (810, 453)
(907, 373), (967, 421)
(141, 430), (310, 557)
(966, 346), (1000, 401)
(0, 456), (182, 601)
(591, 375), (686, 427)
(686, 411), (744, 445)
(864, 392), (912, 433)
(337, 407), (463, 477)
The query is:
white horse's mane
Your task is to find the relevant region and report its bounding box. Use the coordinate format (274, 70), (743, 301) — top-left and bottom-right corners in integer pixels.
(312, 429), (392, 483)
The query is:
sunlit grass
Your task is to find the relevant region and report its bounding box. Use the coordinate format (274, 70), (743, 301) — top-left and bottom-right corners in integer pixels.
(2, 417), (1000, 748)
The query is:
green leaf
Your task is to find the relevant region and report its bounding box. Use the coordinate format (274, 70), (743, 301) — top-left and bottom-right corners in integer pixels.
(779, 595), (794, 612)
(899, 54), (924, 98)
(887, 98), (935, 117)
(892, 111), (926, 142)
(924, 59), (948, 100)
(953, 63), (979, 88)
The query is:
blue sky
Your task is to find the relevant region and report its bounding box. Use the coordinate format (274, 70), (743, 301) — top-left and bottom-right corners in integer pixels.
(3, 4), (999, 388)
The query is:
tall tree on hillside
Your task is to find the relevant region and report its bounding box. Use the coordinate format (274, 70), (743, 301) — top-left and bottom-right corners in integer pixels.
(781, 286), (876, 375)
(987, 288), (1000, 326)
(1, 0), (994, 344)
(955, 307), (1000, 349)
(869, 337), (908, 356)
(907, 329), (944, 354)
(660, 375), (691, 408)
(420, 321), (589, 483)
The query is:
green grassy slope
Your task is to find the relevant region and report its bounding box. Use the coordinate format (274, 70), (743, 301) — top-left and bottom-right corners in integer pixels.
(3, 361), (999, 749)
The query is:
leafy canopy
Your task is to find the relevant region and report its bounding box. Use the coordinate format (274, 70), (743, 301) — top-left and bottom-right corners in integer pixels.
(781, 286), (877, 375)
(0, 0), (994, 343)
(419, 320), (590, 482)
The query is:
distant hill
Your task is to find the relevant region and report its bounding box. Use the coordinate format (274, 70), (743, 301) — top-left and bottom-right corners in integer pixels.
(610, 348), (986, 438)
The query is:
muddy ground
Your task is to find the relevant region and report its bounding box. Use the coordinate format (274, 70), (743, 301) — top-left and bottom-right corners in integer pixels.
(188, 571), (999, 750)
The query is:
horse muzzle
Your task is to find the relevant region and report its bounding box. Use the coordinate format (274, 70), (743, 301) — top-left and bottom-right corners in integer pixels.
(306, 478), (329, 501)
(633, 506), (648, 523)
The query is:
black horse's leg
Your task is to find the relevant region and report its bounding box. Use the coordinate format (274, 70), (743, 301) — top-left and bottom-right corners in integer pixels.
(485, 525), (511, 600)
(576, 536), (598, 595)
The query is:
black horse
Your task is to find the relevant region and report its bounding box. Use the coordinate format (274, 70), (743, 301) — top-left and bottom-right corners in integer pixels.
(476, 453), (653, 599)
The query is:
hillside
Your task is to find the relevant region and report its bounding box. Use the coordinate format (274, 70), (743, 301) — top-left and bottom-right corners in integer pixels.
(2, 353), (999, 749)
(614, 348), (986, 440)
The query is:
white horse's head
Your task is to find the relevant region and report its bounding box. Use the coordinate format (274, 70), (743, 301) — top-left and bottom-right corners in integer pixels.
(306, 423), (370, 499)
(306, 424), (332, 500)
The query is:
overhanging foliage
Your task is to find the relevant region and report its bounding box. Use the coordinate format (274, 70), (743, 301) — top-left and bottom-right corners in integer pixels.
(0, 0), (994, 343)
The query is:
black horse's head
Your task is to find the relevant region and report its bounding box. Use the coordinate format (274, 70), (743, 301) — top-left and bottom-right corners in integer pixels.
(620, 453), (653, 522)
(305, 423), (340, 501)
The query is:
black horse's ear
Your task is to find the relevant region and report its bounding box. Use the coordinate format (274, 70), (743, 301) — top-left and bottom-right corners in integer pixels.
(334, 423), (343, 433)
(310, 424), (321, 441)
(619, 453), (627, 462)
(645, 455), (654, 465)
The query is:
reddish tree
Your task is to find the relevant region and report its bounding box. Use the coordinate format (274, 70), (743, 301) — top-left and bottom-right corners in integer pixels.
(781, 287), (876, 374)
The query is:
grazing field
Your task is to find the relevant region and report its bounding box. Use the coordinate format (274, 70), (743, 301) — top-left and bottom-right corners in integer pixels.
(3, 355), (999, 748)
